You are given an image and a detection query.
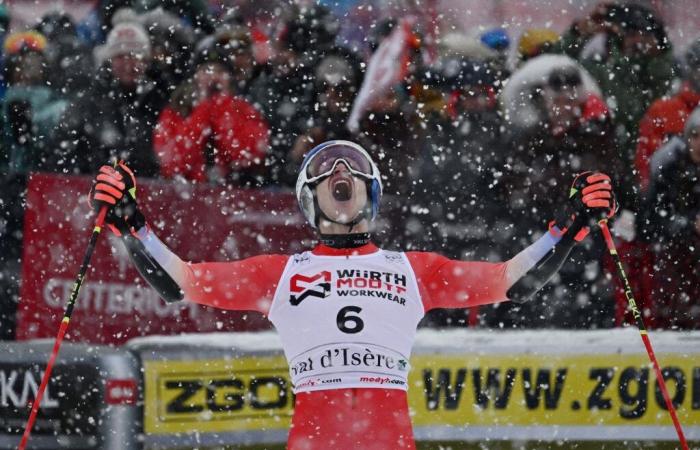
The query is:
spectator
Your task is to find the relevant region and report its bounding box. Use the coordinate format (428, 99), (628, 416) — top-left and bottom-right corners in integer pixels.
(1, 31), (68, 175)
(434, 31), (506, 96)
(636, 37), (700, 191)
(413, 55), (510, 328)
(0, 30), (67, 341)
(557, 2), (676, 179)
(248, 5), (339, 186)
(500, 64), (621, 328)
(504, 64), (621, 226)
(643, 107), (700, 329)
(354, 85), (422, 199)
(416, 52), (508, 259)
(352, 20), (427, 200)
(480, 27), (511, 81)
(208, 26), (261, 99)
(51, 22), (161, 176)
(136, 8), (195, 112)
(153, 36), (269, 186)
(289, 47), (363, 166)
(34, 12), (95, 98)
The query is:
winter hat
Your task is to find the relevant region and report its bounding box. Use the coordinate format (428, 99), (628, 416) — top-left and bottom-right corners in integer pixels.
(95, 22), (151, 64)
(518, 28), (559, 60)
(111, 7), (140, 26)
(139, 7), (193, 45)
(3, 31), (47, 55)
(439, 32), (497, 61)
(191, 28), (251, 74)
(480, 28), (510, 51)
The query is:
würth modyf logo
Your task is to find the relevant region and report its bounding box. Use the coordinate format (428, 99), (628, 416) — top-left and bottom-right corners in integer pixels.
(289, 271), (331, 306)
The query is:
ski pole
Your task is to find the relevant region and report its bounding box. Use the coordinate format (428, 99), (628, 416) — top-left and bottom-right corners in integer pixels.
(18, 206), (108, 450)
(598, 219), (688, 450)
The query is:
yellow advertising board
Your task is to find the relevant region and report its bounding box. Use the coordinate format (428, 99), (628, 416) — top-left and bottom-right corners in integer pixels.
(143, 350), (699, 435)
(408, 353), (699, 427)
(143, 356), (293, 434)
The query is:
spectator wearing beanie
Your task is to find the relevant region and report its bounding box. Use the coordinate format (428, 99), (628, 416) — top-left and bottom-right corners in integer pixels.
(50, 22), (161, 176)
(153, 34), (269, 186)
(1, 31), (68, 175)
(0, 31), (68, 340)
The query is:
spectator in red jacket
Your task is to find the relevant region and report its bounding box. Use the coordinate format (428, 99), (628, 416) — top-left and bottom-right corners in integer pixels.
(154, 32), (269, 185)
(636, 37), (700, 191)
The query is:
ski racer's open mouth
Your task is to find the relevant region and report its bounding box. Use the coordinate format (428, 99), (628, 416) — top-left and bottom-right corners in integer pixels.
(330, 175), (353, 202)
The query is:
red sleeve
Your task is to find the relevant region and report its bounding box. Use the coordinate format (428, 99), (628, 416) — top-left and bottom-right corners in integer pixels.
(183, 254), (289, 315)
(406, 252), (509, 312)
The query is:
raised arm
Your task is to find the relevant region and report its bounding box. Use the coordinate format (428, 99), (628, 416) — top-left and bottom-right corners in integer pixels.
(89, 162), (288, 314)
(123, 226), (287, 313)
(407, 229), (567, 310)
(409, 172), (617, 311)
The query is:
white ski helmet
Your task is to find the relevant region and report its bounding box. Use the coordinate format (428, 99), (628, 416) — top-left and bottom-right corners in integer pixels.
(296, 140), (382, 229)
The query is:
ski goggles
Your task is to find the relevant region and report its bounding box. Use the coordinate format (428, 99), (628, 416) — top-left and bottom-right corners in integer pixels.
(305, 145), (374, 184)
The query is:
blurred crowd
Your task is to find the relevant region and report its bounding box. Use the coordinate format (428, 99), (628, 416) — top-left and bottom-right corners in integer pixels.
(0, 1), (698, 339)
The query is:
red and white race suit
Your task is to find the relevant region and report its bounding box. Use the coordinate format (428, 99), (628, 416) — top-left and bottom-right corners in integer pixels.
(132, 227), (559, 449)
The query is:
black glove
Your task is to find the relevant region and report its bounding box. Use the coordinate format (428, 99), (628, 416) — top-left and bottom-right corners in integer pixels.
(90, 161), (146, 236)
(550, 171), (618, 241)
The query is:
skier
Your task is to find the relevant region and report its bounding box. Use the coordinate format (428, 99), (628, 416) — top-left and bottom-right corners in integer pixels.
(90, 140), (616, 449)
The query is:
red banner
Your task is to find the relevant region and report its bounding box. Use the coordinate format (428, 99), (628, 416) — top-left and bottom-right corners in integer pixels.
(17, 173), (313, 345)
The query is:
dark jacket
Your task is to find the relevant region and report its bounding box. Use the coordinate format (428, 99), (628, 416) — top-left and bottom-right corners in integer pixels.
(1, 85), (67, 174)
(644, 136), (700, 247)
(504, 94), (627, 235)
(557, 27), (676, 157)
(498, 94), (622, 328)
(247, 63), (316, 186)
(50, 67), (161, 177)
(642, 136), (700, 329)
(415, 109), (510, 259)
